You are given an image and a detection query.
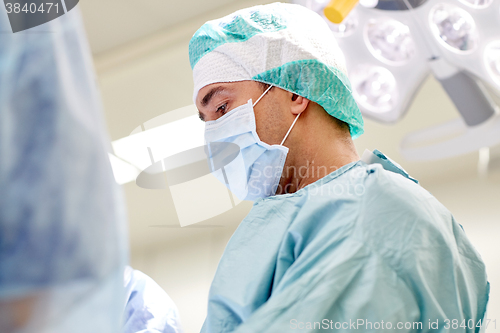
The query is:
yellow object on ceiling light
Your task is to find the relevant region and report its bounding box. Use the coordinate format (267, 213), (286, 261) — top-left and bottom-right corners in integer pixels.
(323, 0), (360, 23)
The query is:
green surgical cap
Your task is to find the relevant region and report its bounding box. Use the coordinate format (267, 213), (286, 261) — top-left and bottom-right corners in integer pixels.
(189, 2), (364, 138)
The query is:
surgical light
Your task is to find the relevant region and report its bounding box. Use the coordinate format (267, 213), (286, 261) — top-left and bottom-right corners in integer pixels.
(485, 41), (500, 85)
(459, 0), (493, 9)
(326, 11), (358, 36)
(365, 18), (416, 64)
(429, 4), (479, 53)
(293, 0), (500, 161)
(351, 65), (398, 112)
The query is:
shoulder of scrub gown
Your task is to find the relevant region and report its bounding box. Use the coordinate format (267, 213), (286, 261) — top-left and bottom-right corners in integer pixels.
(202, 159), (489, 333)
(123, 266), (184, 333)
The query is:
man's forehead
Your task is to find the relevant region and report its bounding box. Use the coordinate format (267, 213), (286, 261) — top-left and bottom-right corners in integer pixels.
(198, 84), (231, 107)
(197, 81), (257, 105)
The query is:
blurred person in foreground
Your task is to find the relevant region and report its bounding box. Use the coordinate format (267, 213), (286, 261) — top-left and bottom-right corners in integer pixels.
(0, 7), (182, 333)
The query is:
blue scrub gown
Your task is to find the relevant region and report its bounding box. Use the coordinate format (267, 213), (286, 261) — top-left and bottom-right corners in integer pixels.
(0, 8), (187, 333)
(123, 266), (184, 333)
(201, 151), (489, 332)
(0, 6), (129, 333)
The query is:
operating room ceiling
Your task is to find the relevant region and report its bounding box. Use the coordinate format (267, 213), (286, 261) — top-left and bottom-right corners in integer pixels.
(80, 0), (243, 54)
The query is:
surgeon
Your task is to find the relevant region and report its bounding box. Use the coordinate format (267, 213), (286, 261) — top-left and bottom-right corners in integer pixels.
(0, 7), (182, 333)
(190, 3), (490, 332)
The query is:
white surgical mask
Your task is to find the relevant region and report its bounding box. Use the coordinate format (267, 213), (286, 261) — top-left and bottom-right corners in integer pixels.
(204, 85), (301, 201)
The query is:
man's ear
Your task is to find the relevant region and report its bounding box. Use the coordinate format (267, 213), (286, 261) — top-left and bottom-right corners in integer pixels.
(290, 93), (309, 115)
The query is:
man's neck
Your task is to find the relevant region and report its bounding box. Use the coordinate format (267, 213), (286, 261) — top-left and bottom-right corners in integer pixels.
(277, 147), (359, 195)
(275, 102), (360, 195)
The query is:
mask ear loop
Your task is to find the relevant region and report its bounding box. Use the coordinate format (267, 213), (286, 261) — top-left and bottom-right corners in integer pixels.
(280, 112), (301, 146)
(253, 84), (274, 107)
(252, 83), (301, 146)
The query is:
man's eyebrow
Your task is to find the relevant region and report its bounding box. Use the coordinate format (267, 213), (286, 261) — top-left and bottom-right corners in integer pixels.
(198, 86), (228, 122)
(201, 86), (227, 107)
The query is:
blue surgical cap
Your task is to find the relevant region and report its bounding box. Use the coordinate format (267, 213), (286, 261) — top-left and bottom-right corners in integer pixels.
(189, 2), (364, 138)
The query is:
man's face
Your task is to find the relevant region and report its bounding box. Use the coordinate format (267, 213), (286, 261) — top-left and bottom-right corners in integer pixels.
(195, 80), (293, 146)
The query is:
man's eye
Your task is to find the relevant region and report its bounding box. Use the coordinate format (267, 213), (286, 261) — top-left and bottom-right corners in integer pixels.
(216, 103), (227, 115)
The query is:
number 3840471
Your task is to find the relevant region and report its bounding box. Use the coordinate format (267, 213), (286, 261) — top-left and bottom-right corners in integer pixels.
(5, 3), (59, 14)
